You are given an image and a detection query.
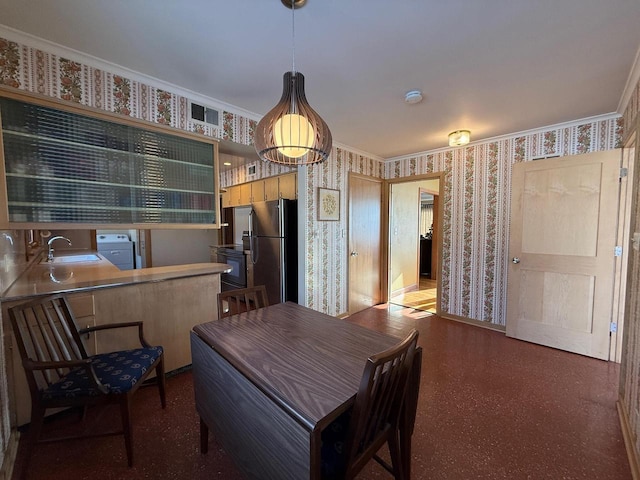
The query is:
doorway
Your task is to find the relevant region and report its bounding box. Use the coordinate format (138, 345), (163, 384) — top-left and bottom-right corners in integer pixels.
(387, 175), (442, 314)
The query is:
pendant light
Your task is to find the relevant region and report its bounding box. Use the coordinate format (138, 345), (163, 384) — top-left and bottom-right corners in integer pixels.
(254, 0), (332, 165)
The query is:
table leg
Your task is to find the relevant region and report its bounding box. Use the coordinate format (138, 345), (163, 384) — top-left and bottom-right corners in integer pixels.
(200, 416), (209, 454)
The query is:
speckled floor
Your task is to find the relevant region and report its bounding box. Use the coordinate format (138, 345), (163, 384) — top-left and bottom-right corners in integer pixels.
(11, 304), (631, 479)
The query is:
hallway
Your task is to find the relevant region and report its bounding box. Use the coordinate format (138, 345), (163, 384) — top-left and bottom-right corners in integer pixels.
(390, 276), (437, 313)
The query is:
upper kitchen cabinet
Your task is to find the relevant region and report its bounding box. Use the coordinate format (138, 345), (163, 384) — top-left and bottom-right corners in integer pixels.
(221, 172), (298, 207)
(263, 176), (279, 201)
(0, 88), (221, 229)
(222, 182), (251, 207)
(278, 172), (297, 200)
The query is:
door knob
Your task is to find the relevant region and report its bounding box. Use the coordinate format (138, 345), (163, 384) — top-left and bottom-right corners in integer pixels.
(350, 251), (359, 257)
(512, 257), (520, 264)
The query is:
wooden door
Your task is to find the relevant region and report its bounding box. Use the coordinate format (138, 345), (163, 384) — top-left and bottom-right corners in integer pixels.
(506, 150), (621, 360)
(348, 174), (382, 313)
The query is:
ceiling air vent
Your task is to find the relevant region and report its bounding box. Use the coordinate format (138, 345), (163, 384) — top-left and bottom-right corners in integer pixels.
(190, 101), (219, 127)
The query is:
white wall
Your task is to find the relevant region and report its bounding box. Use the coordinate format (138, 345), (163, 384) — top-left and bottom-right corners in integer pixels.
(389, 180), (436, 294)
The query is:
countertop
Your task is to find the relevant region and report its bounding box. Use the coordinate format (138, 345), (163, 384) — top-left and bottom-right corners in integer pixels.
(1, 252), (232, 302)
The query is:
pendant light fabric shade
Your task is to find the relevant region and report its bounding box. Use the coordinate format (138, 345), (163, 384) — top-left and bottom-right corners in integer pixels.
(255, 71), (332, 165)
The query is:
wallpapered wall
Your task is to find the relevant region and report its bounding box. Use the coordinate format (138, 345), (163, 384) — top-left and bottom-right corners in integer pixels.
(0, 33), (625, 323)
(386, 119), (622, 325)
(223, 118), (621, 321)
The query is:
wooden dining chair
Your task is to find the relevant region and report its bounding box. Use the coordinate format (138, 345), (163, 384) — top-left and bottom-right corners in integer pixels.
(321, 329), (420, 480)
(217, 285), (269, 318)
(8, 293), (166, 469)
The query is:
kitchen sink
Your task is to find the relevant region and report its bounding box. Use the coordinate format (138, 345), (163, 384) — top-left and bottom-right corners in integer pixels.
(42, 254), (101, 264)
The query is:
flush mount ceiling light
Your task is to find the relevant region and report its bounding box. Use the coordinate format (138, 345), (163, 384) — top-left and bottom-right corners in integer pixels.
(254, 0), (332, 166)
(448, 130), (471, 147)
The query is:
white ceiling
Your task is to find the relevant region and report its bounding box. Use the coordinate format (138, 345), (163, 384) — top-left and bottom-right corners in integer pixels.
(1, 0), (640, 161)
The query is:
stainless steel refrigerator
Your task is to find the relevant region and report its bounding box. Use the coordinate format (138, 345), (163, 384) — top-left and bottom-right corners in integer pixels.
(248, 198), (297, 305)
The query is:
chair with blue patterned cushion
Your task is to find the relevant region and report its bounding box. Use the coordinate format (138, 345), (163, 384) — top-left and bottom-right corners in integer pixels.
(8, 293), (166, 470)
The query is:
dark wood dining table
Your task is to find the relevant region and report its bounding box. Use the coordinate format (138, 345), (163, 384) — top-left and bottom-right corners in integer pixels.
(190, 301), (421, 480)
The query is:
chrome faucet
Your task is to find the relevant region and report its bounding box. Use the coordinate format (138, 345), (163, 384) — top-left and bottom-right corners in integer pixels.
(47, 236), (72, 262)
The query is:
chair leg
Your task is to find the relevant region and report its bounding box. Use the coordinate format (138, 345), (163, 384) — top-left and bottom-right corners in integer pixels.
(23, 403), (45, 473)
(120, 395), (134, 467)
(200, 417), (209, 454)
(156, 357), (166, 409)
(399, 420), (412, 480)
(388, 431), (405, 480)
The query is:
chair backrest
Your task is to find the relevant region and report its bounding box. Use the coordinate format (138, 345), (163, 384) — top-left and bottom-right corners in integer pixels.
(344, 329), (419, 477)
(8, 294), (87, 394)
(217, 285), (269, 318)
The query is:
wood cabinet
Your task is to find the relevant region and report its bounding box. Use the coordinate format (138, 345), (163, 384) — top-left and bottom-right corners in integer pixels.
(239, 183), (252, 205)
(279, 173), (297, 200)
(223, 183), (253, 207)
(264, 176), (280, 201)
(221, 189), (232, 208)
(252, 180), (266, 202)
(0, 87), (221, 228)
(90, 275), (218, 373)
(2, 273), (221, 426)
(222, 172), (297, 207)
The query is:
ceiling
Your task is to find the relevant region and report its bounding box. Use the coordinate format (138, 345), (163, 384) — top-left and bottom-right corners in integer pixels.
(1, 0), (640, 164)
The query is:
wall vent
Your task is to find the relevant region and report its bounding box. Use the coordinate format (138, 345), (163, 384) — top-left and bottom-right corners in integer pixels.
(190, 101), (219, 127)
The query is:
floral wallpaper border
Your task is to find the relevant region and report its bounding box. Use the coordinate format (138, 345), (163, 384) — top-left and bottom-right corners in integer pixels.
(0, 36), (256, 146)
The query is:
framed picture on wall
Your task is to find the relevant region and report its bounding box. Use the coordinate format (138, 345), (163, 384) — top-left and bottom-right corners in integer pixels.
(318, 187), (340, 221)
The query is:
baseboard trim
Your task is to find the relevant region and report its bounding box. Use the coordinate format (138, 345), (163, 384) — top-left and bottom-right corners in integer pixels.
(0, 430), (19, 480)
(390, 283), (418, 297)
(618, 399), (640, 480)
(439, 312), (506, 333)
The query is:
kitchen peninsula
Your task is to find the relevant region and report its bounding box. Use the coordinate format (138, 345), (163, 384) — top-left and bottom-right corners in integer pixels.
(1, 252), (231, 426)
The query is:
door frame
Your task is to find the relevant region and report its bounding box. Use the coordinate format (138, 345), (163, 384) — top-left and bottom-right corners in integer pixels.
(614, 131), (637, 362)
(384, 172), (445, 313)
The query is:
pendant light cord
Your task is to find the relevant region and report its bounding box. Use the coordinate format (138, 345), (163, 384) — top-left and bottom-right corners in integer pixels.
(291, 0), (296, 73)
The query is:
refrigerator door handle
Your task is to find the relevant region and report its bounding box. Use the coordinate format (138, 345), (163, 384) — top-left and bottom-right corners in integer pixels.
(249, 208), (258, 264)
(251, 236), (259, 265)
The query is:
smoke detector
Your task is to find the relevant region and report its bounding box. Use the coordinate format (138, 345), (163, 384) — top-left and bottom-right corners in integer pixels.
(404, 90), (423, 104)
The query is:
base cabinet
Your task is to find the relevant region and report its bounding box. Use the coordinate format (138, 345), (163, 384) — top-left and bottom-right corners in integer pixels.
(2, 273), (220, 427)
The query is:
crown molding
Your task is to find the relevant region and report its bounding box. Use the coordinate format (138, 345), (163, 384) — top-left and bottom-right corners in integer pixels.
(332, 141), (384, 162)
(384, 112), (621, 163)
(0, 24), (262, 122)
(618, 43), (640, 115)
